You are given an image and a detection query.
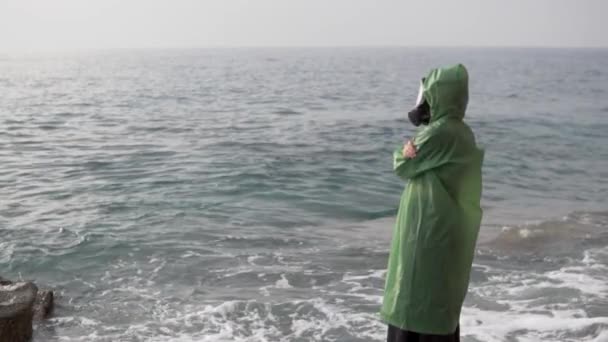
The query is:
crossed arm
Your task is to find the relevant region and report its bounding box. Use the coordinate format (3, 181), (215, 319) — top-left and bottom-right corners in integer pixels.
(394, 130), (453, 180)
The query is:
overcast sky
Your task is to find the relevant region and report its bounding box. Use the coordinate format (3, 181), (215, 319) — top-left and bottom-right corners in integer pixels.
(1, 0), (606, 50)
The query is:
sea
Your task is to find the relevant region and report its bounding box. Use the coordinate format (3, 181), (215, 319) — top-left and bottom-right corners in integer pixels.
(1, 48), (607, 342)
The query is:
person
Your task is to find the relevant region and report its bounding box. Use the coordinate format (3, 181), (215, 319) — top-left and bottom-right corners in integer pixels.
(380, 64), (484, 342)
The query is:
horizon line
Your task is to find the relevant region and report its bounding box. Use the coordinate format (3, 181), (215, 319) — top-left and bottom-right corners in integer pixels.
(1, 44), (607, 52)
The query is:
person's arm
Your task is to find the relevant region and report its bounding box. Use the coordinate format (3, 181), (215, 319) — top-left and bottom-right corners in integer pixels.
(393, 129), (452, 180)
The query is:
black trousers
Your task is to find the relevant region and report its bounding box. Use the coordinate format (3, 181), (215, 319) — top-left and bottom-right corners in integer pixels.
(387, 325), (460, 342)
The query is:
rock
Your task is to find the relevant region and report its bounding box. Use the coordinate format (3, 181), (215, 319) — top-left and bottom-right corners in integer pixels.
(0, 282), (37, 342)
(0, 277), (11, 286)
(0, 277), (54, 342)
(33, 290), (53, 321)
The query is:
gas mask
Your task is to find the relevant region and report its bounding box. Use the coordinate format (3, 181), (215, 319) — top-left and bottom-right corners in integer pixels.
(407, 79), (431, 126)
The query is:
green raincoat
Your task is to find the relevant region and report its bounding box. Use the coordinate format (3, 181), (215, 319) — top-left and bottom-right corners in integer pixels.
(380, 64), (484, 334)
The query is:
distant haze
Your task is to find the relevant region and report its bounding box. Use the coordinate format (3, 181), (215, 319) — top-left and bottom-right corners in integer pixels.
(1, 0), (607, 50)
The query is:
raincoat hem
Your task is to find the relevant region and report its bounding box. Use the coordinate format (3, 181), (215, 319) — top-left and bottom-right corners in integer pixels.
(380, 311), (457, 335)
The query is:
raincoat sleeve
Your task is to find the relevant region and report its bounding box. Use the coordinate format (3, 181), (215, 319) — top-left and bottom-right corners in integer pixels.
(393, 128), (452, 180)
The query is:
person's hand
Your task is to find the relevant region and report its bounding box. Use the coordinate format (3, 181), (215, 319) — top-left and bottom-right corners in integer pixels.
(402, 140), (417, 159)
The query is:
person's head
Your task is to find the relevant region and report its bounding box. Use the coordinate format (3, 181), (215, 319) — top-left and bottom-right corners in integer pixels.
(408, 64), (469, 127)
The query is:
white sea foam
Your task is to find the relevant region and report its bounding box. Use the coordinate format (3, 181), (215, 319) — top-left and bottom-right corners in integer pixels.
(275, 274), (292, 289)
(342, 269), (385, 282)
(462, 306), (608, 342)
(463, 246), (608, 342)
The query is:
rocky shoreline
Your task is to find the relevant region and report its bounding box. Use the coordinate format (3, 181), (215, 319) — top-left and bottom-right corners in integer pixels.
(0, 277), (54, 342)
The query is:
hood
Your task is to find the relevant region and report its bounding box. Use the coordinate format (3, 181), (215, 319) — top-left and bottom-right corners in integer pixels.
(422, 64), (469, 123)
